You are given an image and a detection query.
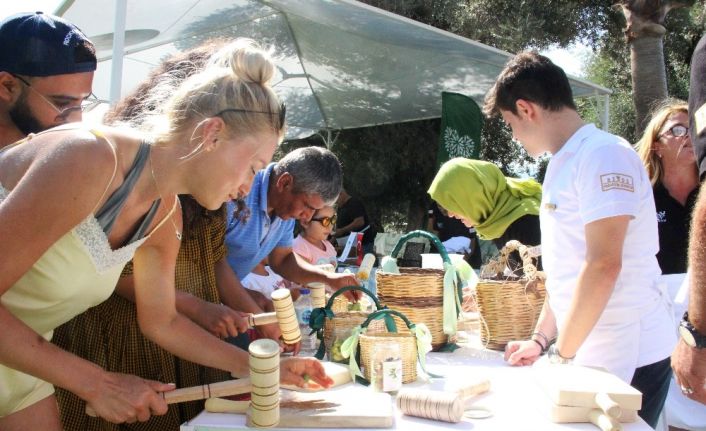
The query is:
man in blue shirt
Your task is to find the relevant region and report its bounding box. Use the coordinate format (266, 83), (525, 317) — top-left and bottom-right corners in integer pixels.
(224, 146), (359, 310)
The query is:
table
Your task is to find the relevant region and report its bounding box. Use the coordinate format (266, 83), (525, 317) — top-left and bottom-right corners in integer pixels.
(181, 344), (652, 430)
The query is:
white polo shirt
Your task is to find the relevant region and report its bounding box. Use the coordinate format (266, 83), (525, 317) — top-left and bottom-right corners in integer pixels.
(541, 124), (675, 381)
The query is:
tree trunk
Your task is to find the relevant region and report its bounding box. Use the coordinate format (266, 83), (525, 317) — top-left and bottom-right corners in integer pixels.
(630, 35), (668, 135)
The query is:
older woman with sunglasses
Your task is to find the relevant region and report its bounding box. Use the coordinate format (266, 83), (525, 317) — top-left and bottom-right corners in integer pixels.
(293, 205), (339, 269)
(636, 99), (699, 275)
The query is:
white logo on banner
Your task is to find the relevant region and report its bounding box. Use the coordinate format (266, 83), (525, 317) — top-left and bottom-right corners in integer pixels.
(443, 128), (476, 158)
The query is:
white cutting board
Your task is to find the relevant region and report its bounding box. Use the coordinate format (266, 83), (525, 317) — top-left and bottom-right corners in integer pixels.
(534, 364), (642, 411)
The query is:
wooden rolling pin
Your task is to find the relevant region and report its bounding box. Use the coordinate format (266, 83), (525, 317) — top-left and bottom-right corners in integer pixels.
(595, 392), (622, 419)
(396, 379), (491, 423)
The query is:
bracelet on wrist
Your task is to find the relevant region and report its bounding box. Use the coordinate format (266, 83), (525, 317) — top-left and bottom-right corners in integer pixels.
(532, 331), (550, 349)
(531, 338), (546, 354)
(547, 344), (575, 364)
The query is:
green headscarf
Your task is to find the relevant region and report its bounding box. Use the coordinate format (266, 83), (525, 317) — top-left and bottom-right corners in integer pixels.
(428, 158), (542, 240)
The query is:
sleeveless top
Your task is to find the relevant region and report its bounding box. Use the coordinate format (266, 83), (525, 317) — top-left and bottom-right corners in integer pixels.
(0, 129), (178, 415)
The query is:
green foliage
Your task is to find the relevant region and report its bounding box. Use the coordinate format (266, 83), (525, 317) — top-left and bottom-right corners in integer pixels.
(284, 1), (704, 232)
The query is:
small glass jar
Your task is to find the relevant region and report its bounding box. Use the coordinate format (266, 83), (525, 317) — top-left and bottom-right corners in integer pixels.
(370, 341), (402, 394)
(328, 326), (352, 364)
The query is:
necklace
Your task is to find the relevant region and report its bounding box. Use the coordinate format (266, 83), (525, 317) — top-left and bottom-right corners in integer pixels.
(149, 151), (182, 241)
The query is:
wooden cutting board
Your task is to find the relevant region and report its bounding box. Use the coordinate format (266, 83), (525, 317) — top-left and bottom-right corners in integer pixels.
(534, 364), (642, 411)
(205, 385), (394, 428)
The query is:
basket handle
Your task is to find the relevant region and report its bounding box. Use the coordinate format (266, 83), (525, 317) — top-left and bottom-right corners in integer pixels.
(361, 309), (413, 331)
(390, 230), (450, 264)
(483, 240), (540, 280)
(324, 285), (382, 311)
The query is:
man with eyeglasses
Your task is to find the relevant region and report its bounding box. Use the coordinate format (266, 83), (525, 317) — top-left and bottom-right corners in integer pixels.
(224, 146), (360, 323)
(0, 11), (96, 148)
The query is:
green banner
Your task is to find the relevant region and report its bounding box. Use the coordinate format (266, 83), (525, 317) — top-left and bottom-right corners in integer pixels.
(437, 91), (483, 167)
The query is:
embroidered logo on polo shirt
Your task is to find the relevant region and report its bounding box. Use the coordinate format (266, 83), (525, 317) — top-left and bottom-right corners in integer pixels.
(600, 173), (634, 192)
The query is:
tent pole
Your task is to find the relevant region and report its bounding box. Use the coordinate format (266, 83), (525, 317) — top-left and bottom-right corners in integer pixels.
(109, 0), (127, 105)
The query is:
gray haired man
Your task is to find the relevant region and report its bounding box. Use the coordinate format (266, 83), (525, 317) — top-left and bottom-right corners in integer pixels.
(224, 146), (359, 311)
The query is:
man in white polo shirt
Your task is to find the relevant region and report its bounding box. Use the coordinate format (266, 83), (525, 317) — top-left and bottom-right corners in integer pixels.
(486, 51), (675, 428)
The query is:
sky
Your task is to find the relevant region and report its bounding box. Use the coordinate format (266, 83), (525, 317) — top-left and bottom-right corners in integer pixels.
(2, 0), (589, 77)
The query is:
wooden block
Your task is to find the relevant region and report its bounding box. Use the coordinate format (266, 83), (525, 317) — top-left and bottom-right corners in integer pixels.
(549, 404), (638, 423)
(534, 364), (642, 411)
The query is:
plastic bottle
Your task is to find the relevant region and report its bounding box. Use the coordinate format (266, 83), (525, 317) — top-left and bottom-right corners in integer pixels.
(294, 288), (317, 356)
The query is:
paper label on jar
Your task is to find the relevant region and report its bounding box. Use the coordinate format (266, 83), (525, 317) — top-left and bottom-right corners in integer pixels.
(382, 359), (402, 392)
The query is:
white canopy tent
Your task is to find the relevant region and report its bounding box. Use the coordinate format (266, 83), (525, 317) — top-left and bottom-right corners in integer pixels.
(58, 0), (612, 141)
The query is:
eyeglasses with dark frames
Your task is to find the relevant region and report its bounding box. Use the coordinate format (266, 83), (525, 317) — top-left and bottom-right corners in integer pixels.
(215, 103), (286, 131)
(660, 124), (689, 139)
(310, 215), (337, 227)
(12, 73), (101, 119)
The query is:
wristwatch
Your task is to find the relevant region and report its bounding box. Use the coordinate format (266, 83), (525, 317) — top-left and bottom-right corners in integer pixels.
(679, 312), (706, 349)
(547, 344), (574, 365)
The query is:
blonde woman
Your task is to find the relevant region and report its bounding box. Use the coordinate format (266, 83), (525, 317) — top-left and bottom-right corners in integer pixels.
(0, 39), (331, 430)
(636, 99), (699, 274)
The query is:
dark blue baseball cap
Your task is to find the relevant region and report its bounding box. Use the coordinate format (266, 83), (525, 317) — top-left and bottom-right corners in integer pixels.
(0, 11), (96, 77)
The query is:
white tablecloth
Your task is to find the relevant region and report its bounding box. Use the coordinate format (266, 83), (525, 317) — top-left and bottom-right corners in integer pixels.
(182, 346), (652, 431)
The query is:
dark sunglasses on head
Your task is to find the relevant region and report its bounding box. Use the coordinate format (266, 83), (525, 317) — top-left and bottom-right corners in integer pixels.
(311, 215), (336, 227)
(215, 102), (286, 130)
(661, 124), (688, 138)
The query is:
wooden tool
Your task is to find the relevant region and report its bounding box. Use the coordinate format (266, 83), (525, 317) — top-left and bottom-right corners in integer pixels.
(395, 378), (491, 423)
(270, 288), (301, 345)
(87, 360), (351, 417)
(247, 339), (280, 428)
(205, 386), (394, 428)
(534, 364), (642, 430)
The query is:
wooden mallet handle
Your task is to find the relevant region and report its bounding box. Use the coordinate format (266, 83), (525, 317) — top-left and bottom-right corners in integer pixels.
(595, 392), (622, 419)
(247, 312), (278, 327)
(588, 408), (623, 431)
(86, 378), (253, 417)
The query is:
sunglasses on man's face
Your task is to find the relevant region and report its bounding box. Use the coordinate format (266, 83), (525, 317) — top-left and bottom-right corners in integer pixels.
(311, 215), (336, 227)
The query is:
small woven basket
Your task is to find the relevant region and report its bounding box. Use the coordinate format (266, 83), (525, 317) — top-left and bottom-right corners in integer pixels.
(475, 240), (545, 351)
(319, 286), (384, 363)
(359, 309), (418, 384)
(376, 230), (462, 350)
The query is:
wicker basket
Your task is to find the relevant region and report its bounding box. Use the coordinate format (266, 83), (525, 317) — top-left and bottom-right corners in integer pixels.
(475, 240), (545, 351)
(310, 285), (386, 362)
(376, 230), (462, 350)
(358, 309), (418, 384)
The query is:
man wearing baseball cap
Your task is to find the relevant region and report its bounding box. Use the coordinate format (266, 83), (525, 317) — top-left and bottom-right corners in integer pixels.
(0, 11), (97, 148)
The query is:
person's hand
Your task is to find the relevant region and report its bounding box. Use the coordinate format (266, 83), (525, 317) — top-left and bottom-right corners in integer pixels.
(504, 339), (542, 366)
(194, 303), (250, 338)
(325, 273), (362, 301)
(84, 372), (175, 423)
(280, 357), (334, 389)
(256, 322), (301, 355)
(672, 339), (706, 404)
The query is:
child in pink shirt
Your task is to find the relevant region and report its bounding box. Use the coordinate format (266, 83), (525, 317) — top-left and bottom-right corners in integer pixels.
(293, 205), (338, 269)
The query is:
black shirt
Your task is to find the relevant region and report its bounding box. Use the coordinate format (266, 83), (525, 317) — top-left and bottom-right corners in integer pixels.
(337, 196), (376, 245)
(429, 202), (473, 242)
(653, 182), (698, 274)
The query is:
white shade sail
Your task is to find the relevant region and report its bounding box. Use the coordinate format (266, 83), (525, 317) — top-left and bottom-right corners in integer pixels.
(59, 0), (611, 140)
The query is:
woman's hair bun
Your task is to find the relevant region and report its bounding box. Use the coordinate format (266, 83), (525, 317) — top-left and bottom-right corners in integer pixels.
(213, 38), (275, 86)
